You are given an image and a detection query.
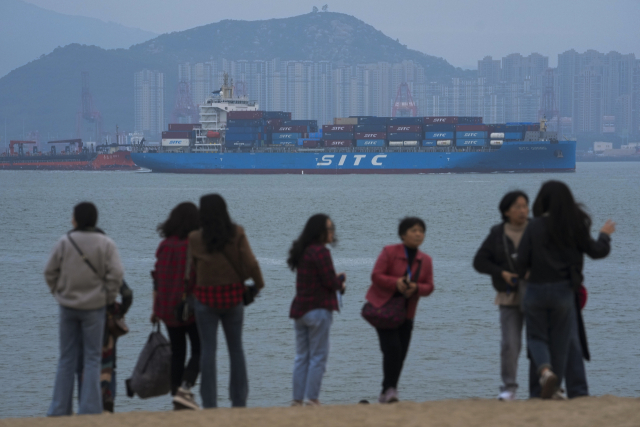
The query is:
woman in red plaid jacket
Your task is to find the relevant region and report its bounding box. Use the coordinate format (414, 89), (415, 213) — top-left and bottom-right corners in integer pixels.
(151, 202), (201, 410)
(287, 214), (346, 406)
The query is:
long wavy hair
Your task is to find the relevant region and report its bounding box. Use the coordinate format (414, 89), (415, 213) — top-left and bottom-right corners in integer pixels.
(532, 181), (591, 247)
(157, 202), (200, 239)
(199, 194), (236, 253)
(287, 214), (331, 271)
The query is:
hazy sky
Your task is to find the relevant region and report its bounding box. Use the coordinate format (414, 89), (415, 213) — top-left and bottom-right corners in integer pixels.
(23, 0), (640, 68)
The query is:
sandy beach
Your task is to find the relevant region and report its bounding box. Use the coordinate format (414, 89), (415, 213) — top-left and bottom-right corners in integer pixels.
(2, 396), (639, 427)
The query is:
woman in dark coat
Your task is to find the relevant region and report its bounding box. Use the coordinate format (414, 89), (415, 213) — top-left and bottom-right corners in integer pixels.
(517, 181), (615, 399)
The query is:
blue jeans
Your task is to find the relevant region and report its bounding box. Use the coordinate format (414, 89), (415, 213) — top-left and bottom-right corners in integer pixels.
(523, 282), (576, 386)
(48, 305), (106, 416)
(194, 300), (247, 408)
(292, 309), (333, 401)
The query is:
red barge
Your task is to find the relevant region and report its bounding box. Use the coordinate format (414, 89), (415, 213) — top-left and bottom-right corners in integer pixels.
(0, 139), (139, 171)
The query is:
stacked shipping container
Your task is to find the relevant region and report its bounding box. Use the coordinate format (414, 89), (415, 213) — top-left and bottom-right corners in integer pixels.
(171, 113), (531, 150)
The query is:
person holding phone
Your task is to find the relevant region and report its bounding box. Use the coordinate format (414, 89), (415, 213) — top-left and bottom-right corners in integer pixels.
(365, 217), (434, 403)
(473, 191), (529, 401)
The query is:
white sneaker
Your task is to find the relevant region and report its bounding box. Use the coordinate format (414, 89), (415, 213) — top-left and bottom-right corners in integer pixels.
(498, 390), (516, 401)
(552, 389), (568, 400)
(173, 387), (200, 410)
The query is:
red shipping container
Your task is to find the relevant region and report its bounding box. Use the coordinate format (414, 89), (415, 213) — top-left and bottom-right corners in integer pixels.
(424, 117), (458, 124)
(302, 140), (319, 148)
(323, 140), (354, 147)
(455, 125), (490, 131)
(168, 123), (202, 131)
(388, 125), (422, 132)
(227, 111), (264, 120)
(355, 132), (387, 139)
(276, 126), (308, 133)
(322, 125), (355, 132)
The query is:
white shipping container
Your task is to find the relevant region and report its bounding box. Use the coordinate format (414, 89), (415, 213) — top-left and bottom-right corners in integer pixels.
(162, 138), (192, 147)
(490, 140), (504, 146)
(593, 141), (613, 152)
(436, 140), (452, 146)
(490, 132), (505, 139)
(403, 141), (418, 146)
(388, 141), (403, 146)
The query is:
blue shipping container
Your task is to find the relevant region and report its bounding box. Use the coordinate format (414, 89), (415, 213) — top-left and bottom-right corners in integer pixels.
(425, 131), (454, 139)
(422, 140), (437, 147)
(456, 131), (488, 139)
(225, 133), (261, 141)
(455, 139), (487, 147)
(352, 116), (389, 125)
(356, 139), (386, 147)
(388, 117), (424, 125)
(423, 124), (456, 131)
(388, 132), (422, 141)
(225, 126), (264, 133)
(272, 132), (302, 140)
(322, 132), (354, 140)
(355, 124), (388, 132)
(270, 140), (297, 145)
(227, 119), (265, 127)
(504, 132), (523, 140)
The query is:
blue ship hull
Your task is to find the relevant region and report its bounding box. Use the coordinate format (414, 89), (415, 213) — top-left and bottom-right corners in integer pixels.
(131, 141), (575, 174)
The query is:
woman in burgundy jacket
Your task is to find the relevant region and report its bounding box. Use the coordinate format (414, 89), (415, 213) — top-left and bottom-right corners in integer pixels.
(365, 217), (434, 403)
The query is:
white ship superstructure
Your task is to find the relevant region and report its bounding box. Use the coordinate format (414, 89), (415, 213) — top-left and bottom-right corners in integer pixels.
(194, 73), (259, 152)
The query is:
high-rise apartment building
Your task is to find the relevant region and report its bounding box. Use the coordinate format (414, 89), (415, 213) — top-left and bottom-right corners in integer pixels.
(478, 56), (501, 86)
(134, 69), (164, 137)
(573, 67), (603, 134)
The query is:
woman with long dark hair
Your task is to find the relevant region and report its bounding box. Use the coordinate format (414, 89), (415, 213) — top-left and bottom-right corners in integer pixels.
(365, 217), (434, 403)
(151, 202), (201, 409)
(189, 194), (264, 408)
(288, 214), (345, 406)
(517, 181), (615, 399)
(473, 190), (529, 401)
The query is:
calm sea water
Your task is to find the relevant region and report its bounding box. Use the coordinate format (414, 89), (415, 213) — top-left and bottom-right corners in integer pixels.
(1, 163), (639, 418)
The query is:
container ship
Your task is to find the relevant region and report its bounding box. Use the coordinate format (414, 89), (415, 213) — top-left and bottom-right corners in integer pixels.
(131, 74), (575, 174)
(0, 139), (138, 171)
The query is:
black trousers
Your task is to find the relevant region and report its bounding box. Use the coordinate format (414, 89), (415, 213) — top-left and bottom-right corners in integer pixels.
(166, 322), (201, 395)
(376, 319), (414, 393)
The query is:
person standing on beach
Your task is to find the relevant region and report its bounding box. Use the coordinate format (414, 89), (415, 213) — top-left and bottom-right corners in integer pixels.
(473, 191), (529, 401)
(288, 214), (345, 406)
(44, 202), (124, 416)
(151, 202), (201, 410)
(189, 194), (265, 408)
(517, 181), (615, 399)
(365, 217), (434, 403)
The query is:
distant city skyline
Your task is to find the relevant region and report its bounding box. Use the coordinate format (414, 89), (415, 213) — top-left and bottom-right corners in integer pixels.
(134, 48), (639, 139)
(21, 0), (640, 69)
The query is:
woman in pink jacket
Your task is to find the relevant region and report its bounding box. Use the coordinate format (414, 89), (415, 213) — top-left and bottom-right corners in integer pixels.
(365, 217), (434, 403)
